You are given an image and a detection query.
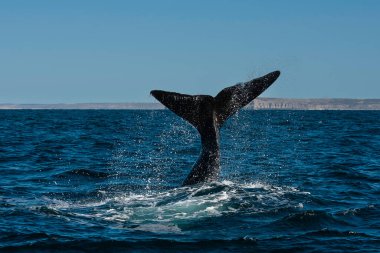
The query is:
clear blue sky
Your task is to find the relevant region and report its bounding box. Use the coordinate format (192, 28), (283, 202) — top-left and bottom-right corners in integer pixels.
(0, 0), (379, 103)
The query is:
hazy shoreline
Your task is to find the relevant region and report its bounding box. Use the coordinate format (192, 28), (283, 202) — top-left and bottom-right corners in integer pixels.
(1, 98), (379, 110)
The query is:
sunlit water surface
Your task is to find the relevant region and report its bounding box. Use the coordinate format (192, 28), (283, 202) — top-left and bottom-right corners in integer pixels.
(0, 110), (379, 252)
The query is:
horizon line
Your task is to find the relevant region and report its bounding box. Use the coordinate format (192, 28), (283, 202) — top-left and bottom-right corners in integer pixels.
(1, 98), (379, 110)
(1, 97), (380, 105)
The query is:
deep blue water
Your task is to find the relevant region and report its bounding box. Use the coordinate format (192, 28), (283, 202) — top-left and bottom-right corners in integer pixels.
(0, 110), (379, 252)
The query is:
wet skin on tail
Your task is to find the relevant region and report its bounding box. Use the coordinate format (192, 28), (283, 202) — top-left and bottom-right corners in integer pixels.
(151, 71), (280, 186)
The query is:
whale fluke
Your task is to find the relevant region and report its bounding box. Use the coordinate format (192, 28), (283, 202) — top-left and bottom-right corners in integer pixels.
(214, 71), (280, 126)
(151, 70), (280, 186)
(149, 91), (213, 133)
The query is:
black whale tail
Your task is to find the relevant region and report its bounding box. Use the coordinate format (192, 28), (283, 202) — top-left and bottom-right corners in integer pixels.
(151, 70), (280, 186)
(151, 71), (280, 131)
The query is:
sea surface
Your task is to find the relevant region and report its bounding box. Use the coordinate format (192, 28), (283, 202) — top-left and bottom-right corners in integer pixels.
(0, 110), (379, 252)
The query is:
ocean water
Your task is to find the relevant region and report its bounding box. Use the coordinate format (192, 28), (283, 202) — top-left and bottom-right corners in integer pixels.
(0, 110), (379, 252)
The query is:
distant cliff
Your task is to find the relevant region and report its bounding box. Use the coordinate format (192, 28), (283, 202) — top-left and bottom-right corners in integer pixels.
(0, 98), (379, 110)
(249, 98), (380, 110)
(0, 103), (163, 110)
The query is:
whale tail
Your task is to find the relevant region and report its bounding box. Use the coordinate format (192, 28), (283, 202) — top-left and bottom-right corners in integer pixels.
(151, 70), (280, 186)
(151, 71), (280, 131)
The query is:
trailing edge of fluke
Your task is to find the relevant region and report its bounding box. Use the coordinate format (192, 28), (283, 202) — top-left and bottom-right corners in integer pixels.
(151, 70), (280, 186)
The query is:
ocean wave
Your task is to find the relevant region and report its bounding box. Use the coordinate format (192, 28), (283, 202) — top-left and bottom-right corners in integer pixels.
(37, 180), (308, 228)
(326, 168), (379, 182)
(336, 204), (379, 219)
(271, 210), (351, 228)
(0, 238), (261, 253)
(54, 168), (112, 179)
(303, 228), (373, 238)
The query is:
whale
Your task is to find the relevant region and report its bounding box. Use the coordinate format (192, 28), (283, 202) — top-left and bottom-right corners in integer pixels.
(151, 70), (280, 186)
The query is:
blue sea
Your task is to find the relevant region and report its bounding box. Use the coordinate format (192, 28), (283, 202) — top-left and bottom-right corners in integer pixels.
(0, 110), (379, 252)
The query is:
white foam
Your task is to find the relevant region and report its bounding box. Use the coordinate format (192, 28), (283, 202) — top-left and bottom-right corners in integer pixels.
(34, 180), (309, 232)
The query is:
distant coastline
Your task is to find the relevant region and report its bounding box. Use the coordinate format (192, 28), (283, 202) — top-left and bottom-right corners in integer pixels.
(1, 98), (379, 110)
